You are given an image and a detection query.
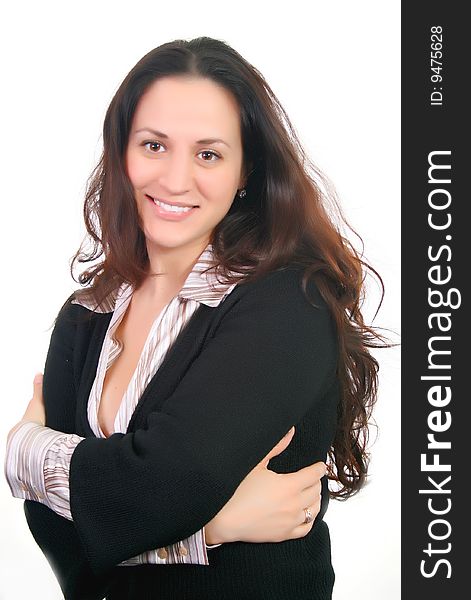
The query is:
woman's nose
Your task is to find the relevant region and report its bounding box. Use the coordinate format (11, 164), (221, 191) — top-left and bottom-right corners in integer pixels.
(157, 152), (193, 195)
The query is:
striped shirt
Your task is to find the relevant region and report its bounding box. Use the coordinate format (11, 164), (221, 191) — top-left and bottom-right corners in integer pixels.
(5, 243), (242, 566)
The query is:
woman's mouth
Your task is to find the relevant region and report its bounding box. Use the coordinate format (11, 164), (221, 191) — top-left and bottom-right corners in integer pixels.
(145, 195), (199, 220)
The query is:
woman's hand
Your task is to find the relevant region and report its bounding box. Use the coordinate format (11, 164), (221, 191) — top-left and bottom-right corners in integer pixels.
(7, 374), (46, 444)
(205, 426), (326, 544)
(20, 373), (46, 425)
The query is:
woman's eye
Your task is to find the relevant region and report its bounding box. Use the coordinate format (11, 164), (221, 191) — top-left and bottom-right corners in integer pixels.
(199, 150), (220, 162)
(141, 143), (219, 161)
(143, 141), (164, 153)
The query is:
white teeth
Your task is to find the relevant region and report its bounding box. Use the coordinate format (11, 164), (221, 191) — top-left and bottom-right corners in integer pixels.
(152, 197), (193, 213)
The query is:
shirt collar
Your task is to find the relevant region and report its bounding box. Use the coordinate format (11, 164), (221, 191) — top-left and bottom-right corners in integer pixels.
(177, 244), (238, 307)
(72, 243), (240, 313)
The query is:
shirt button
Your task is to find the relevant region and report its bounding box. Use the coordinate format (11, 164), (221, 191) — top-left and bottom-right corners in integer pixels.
(178, 545), (188, 556)
(157, 548), (168, 560)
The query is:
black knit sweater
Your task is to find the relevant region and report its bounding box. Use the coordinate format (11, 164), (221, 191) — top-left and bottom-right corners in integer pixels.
(24, 265), (340, 599)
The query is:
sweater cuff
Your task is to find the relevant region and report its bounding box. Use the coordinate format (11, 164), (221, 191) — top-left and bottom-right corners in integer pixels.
(44, 429), (84, 520)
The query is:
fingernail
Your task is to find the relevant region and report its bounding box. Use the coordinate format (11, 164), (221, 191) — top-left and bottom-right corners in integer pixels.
(34, 373), (43, 384)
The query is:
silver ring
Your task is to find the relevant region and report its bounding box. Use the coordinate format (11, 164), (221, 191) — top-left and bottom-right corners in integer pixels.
(303, 507), (314, 524)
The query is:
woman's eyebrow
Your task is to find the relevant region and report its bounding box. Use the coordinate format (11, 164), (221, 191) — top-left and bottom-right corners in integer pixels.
(134, 127), (231, 148)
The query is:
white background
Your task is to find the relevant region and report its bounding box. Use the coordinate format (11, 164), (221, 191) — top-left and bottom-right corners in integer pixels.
(0, 1), (400, 598)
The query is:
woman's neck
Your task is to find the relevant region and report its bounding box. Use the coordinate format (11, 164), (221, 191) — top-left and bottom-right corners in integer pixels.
(142, 237), (210, 298)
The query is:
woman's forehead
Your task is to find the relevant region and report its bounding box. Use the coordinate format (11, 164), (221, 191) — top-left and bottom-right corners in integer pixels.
(131, 76), (242, 144)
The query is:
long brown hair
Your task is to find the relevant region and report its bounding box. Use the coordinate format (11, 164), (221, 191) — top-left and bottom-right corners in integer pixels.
(71, 36), (394, 499)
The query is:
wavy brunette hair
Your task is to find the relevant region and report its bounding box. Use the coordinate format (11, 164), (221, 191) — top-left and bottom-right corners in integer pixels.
(71, 36), (393, 499)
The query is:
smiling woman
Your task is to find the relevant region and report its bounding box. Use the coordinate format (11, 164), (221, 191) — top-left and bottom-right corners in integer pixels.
(4, 36), (392, 600)
(125, 76), (246, 264)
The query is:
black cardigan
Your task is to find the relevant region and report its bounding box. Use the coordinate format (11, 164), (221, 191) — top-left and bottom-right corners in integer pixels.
(24, 265), (340, 600)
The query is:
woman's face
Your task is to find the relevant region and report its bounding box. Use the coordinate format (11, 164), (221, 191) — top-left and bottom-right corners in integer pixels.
(125, 75), (245, 259)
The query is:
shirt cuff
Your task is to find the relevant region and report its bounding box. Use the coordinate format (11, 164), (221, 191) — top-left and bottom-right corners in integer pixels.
(119, 527), (216, 566)
(5, 423), (221, 565)
(4, 421), (83, 520)
(5, 421), (64, 504)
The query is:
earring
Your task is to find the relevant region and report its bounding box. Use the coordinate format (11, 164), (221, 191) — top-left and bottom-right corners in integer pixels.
(238, 188), (247, 198)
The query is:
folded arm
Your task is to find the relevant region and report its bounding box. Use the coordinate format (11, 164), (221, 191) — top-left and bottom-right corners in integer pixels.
(5, 421), (222, 561)
(66, 269), (338, 573)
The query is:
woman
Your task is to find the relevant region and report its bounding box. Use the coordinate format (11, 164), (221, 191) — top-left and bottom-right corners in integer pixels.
(5, 37), (389, 599)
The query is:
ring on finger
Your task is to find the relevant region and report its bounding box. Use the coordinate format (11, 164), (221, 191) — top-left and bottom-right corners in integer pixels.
(303, 507), (314, 524)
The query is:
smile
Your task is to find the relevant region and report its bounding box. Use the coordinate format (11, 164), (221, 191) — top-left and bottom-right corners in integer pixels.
(153, 198), (193, 213)
(145, 195), (199, 220)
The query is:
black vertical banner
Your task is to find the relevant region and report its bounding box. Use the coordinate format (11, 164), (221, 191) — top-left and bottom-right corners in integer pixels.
(402, 3), (467, 598)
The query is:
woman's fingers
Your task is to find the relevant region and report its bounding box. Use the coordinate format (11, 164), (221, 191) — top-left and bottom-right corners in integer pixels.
(300, 479), (322, 513)
(285, 461), (325, 539)
(33, 373), (44, 398)
(289, 484), (323, 539)
(20, 373), (46, 425)
(291, 519), (318, 539)
(285, 460), (326, 491)
(257, 426), (295, 467)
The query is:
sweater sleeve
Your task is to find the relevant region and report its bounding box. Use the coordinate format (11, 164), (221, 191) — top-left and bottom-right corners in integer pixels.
(4, 422), (220, 562)
(68, 269), (339, 574)
(7, 316), (218, 571)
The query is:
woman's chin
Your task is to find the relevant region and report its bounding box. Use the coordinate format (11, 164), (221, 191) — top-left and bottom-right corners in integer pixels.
(143, 233), (209, 255)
